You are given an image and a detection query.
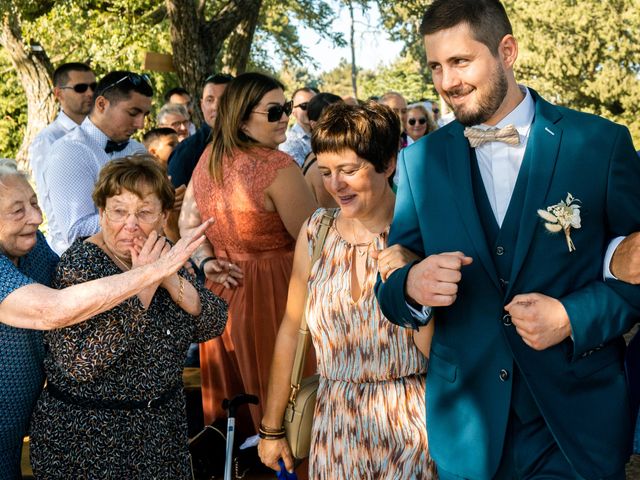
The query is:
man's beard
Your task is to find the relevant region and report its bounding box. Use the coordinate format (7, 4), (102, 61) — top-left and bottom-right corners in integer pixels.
(446, 64), (508, 127)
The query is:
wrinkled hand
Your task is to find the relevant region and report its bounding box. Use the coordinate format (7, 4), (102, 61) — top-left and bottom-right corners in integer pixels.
(405, 252), (473, 307)
(203, 258), (243, 289)
(258, 437), (294, 473)
(130, 231), (170, 268)
(173, 184), (186, 213)
(151, 219), (212, 276)
(505, 293), (572, 350)
(372, 244), (421, 282)
(610, 232), (640, 284)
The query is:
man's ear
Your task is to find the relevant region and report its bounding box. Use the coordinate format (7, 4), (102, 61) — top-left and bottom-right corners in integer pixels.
(499, 34), (518, 69)
(93, 95), (109, 114)
(53, 86), (63, 103)
(147, 145), (158, 157)
(385, 155), (397, 178)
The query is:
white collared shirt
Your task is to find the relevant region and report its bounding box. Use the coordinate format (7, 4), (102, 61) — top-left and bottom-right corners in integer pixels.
(474, 86), (534, 227)
(45, 117), (146, 255)
(29, 110), (79, 211)
(279, 122), (311, 167)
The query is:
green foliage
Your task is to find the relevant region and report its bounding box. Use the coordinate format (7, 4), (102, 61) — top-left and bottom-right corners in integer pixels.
(504, 0), (640, 144)
(359, 54), (436, 102)
(0, 50), (27, 158)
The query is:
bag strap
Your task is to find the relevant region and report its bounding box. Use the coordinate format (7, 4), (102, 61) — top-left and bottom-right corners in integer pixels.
(288, 208), (337, 404)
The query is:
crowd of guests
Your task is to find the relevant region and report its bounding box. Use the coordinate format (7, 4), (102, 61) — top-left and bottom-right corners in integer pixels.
(2, 0), (640, 479)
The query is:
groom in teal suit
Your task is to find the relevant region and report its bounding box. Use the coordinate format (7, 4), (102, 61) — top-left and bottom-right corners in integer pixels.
(376, 1), (640, 479)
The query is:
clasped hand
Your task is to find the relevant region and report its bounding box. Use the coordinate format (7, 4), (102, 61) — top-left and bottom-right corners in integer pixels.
(203, 258), (243, 289)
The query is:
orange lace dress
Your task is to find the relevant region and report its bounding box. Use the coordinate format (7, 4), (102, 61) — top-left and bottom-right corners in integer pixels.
(192, 145), (297, 432)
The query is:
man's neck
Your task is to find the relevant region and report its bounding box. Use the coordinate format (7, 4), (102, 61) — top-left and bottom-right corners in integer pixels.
(63, 109), (86, 126)
(484, 81), (526, 127)
(88, 113), (120, 142)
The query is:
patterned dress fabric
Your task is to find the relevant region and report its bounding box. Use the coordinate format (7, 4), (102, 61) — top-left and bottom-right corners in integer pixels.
(29, 239), (227, 479)
(192, 145), (307, 432)
(305, 209), (437, 479)
(0, 232), (58, 480)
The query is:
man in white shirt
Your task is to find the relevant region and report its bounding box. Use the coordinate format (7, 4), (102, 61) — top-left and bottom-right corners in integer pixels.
(28, 62), (96, 208)
(45, 70), (152, 255)
(376, 1), (640, 479)
(279, 87), (316, 166)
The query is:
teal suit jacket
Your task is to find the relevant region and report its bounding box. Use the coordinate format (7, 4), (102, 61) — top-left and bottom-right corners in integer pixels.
(376, 90), (640, 479)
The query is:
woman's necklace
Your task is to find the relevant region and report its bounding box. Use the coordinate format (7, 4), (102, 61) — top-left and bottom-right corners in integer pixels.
(350, 220), (375, 257)
(100, 239), (132, 271)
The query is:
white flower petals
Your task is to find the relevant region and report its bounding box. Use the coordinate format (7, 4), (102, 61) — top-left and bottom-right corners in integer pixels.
(538, 193), (582, 252)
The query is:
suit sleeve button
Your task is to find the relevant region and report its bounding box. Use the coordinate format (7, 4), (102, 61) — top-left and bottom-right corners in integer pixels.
(502, 313), (512, 326)
(496, 246), (505, 255)
(499, 369), (510, 381)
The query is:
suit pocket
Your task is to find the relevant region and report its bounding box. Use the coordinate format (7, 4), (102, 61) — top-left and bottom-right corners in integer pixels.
(572, 343), (623, 378)
(429, 350), (457, 383)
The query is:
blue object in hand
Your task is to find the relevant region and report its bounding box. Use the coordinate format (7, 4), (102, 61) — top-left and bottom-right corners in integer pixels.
(276, 459), (298, 479)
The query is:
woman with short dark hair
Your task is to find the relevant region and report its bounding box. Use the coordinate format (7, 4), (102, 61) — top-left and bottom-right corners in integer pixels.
(259, 103), (437, 478)
(29, 155), (227, 479)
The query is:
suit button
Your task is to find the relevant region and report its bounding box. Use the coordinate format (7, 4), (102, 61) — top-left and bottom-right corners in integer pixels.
(496, 246), (505, 255)
(499, 369), (509, 381)
(502, 313), (512, 326)
(499, 278), (509, 288)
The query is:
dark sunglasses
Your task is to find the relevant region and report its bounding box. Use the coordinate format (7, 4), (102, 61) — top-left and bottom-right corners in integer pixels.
(60, 82), (97, 94)
(408, 117), (427, 126)
(253, 100), (293, 122)
(98, 73), (151, 96)
(204, 73), (234, 84)
(294, 102), (309, 111)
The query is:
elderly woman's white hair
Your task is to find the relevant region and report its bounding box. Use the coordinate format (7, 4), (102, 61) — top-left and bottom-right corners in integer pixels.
(157, 102), (190, 125)
(0, 158), (29, 186)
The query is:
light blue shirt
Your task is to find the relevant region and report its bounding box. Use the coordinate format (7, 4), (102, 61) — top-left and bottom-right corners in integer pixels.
(279, 122), (311, 167)
(45, 117), (146, 255)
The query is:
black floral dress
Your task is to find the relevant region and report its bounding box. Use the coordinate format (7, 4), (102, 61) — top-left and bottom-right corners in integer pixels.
(29, 239), (227, 479)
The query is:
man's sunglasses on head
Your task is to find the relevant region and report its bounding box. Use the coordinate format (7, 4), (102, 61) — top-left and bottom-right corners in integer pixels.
(294, 102), (309, 111)
(60, 82), (98, 94)
(98, 73), (152, 97)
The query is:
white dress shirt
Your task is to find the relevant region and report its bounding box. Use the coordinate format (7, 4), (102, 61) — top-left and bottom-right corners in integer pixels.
(279, 123), (311, 167)
(28, 110), (79, 211)
(45, 117), (146, 255)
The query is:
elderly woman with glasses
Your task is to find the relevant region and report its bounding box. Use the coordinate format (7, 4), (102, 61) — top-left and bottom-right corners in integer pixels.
(405, 104), (438, 145)
(180, 72), (317, 439)
(0, 158), (210, 479)
(29, 155), (227, 479)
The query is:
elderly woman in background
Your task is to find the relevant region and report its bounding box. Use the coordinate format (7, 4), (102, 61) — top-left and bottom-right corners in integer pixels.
(405, 103), (438, 145)
(180, 72), (317, 438)
(29, 155), (227, 479)
(258, 102), (436, 478)
(0, 158), (208, 480)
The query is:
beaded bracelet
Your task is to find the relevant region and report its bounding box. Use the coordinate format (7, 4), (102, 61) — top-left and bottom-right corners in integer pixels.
(176, 276), (185, 307)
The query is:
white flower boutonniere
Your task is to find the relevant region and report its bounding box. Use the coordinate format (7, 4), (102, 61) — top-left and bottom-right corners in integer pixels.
(537, 193), (581, 252)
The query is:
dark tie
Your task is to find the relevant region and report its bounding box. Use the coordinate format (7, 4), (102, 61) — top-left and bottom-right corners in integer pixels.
(104, 139), (129, 154)
(463, 124), (520, 148)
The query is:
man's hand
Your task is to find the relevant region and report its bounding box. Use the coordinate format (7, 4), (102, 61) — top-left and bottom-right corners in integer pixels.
(610, 232), (640, 284)
(505, 293), (572, 350)
(405, 252), (473, 307)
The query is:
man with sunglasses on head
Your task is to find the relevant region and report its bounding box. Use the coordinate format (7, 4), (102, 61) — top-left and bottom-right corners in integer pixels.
(278, 86), (316, 167)
(167, 73), (234, 189)
(29, 62), (96, 215)
(44, 70), (152, 255)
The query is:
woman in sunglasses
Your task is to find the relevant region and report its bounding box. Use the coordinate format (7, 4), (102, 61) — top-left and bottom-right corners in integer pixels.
(180, 72), (317, 438)
(405, 104), (438, 145)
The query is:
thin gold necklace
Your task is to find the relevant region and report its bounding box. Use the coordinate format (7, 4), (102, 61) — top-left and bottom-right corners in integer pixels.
(350, 220), (374, 257)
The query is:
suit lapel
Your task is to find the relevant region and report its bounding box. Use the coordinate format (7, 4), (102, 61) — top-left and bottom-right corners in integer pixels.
(446, 123), (502, 292)
(506, 91), (563, 297)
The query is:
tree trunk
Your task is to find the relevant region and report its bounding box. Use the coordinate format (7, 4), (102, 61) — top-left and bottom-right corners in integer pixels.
(166, 0), (262, 124)
(0, 5), (55, 170)
(221, 0), (263, 76)
(348, 1), (358, 99)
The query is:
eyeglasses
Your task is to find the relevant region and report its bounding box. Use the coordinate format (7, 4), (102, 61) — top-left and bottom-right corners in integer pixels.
(294, 102), (309, 111)
(60, 82), (98, 94)
(104, 207), (162, 224)
(98, 73), (151, 96)
(252, 100), (293, 122)
(408, 117), (427, 126)
(163, 120), (190, 131)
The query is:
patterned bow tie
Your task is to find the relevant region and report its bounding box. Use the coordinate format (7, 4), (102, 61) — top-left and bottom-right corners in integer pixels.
(104, 139), (129, 154)
(463, 124), (521, 148)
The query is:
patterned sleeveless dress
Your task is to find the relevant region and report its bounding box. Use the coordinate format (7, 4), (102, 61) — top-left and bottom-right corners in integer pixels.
(305, 209), (437, 479)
